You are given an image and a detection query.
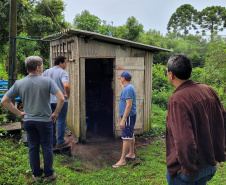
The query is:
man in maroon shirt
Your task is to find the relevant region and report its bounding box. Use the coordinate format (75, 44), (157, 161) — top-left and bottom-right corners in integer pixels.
(166, 54), (226, 184)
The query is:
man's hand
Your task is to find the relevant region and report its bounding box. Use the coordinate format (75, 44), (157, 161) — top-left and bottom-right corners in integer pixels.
(49, 112), (59, 123)
(120, 119), (126, 129)
(118, 76), (121, 83)
(18, 111), (25, 118)
(118, 76), (124, 90)
(1, 95), (26, 119)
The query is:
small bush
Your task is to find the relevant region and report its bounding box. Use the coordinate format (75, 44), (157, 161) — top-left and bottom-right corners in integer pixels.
(142, 104), (167, 138)
(152, 89), (173, 110)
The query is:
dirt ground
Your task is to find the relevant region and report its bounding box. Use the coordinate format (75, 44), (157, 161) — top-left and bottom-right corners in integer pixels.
(64, 130), (154, 170)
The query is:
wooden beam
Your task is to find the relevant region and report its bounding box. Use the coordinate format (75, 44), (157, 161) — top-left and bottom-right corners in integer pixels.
(79, 58), (86, 143)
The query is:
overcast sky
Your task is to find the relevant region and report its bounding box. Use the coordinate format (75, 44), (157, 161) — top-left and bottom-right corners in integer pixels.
(62, 0), (226, 35)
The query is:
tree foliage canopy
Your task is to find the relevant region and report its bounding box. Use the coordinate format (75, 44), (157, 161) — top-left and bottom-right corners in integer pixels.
(124, 16), (144, 41)
(168, 5), (226, 39)
(199, 6), (226, 36)
(167, 4), (198, 36)
(73, 10), (102, 33)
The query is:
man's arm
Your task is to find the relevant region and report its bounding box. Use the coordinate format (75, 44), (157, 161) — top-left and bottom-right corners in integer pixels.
(63, 82), (70, 99)
(1, 95), (25, 118)
(118, 77), (124, 90)
(120, 99), (132, 129)
(49, 90), (64, 122)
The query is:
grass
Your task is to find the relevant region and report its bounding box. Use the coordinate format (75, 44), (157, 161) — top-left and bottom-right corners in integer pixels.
(0, 137), (167, 184)
(0, 137), (225, 185)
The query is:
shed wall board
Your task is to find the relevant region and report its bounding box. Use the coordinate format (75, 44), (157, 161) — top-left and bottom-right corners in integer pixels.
(115, 46), (146, 58)
(144, 53), (153, 131)
(68, 36), (80, 141)
(79, 58), (86, 143)
(77, 38), (146, 59)
(78, 38), (116, 58)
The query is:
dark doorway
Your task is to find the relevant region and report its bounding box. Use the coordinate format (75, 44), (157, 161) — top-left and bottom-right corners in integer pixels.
(85, 58), (113, 138)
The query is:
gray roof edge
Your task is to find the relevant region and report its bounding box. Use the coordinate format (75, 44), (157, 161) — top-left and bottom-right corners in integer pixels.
(42, 28), (172, 52)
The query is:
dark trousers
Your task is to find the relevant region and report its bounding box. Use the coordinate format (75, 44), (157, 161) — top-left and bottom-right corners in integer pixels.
(51, 102), (68, 145)
(166, 165), (217, 185)
(23, 121), (54, 177)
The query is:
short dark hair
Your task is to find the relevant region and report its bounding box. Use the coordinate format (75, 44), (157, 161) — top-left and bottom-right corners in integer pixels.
(167, 54), (192, 80)
(54, 56), (67, 66)
(125, 77), (132, 82)
(25, 56), (43, 73)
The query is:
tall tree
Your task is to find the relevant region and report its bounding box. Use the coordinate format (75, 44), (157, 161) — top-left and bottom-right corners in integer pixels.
(202, 38), (226, 105)
(114, 16), (143, 41)
(33, 0), (68, 34)
(0, 0), (35, 52)
(29, 0), (69, 67)
(73, 10), (101, 32)
(167, 4), (198, 36)
(124, 16), (143, 41)
(198, 6), (226, 40)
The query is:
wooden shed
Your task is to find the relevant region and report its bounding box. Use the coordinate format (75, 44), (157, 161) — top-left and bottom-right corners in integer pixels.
(42, 28), (171, 143)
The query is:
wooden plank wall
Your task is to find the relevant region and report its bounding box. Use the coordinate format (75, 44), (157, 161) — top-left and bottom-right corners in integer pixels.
(79, 58), (86, 143)
(67, 36), (80, 141)
(144, 53), (153, 132)
(78, 38), (116, 58)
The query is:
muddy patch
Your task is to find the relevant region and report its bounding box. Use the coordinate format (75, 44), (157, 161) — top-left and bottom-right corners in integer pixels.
(65, 130), (155, 170)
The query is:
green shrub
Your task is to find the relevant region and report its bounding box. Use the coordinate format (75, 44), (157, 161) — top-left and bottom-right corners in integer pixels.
(152, 88), (174, 110)
(141, 104), (167, 138)
(152, 64), (174, 110)
(152, 64), (171, 91)
(0, 63), (7, 80)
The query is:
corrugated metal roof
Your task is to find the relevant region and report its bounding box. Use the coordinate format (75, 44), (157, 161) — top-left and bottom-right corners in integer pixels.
(42, 28), (172, 53)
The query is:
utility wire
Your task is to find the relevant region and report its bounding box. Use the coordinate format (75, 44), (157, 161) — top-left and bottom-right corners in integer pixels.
(9, 34), (66, 87)
(42, 0), (63, 31)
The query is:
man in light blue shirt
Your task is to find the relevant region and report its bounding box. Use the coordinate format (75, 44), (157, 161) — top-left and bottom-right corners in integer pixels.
(112, 71), (137, 168)
(42, 56), (70, 148)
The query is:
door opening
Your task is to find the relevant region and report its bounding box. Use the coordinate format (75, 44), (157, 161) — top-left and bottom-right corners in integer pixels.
(85, 58), (114, 138)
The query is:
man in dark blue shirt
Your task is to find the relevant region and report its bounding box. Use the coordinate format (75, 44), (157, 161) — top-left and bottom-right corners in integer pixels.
(112, 71), (137, 168)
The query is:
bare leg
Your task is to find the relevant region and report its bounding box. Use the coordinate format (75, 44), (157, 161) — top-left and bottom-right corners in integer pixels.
(126, 135), (135, 158)
(112, 139), (130, 166)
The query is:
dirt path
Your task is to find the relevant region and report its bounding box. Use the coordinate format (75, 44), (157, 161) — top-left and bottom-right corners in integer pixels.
(65, 131), (154, 170)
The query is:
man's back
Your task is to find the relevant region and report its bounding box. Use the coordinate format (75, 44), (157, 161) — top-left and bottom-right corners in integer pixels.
(166, 80), (226, 177)
(42, 66), (69, 103)
(5, 75), (59, 122)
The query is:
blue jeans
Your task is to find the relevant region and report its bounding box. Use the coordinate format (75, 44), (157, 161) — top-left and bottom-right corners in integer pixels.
(51, 102), (68, 145)
(23, 121), (54, 177)
(166, 165), (217, 185)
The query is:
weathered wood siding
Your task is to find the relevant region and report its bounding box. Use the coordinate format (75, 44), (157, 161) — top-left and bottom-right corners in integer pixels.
(79, 57), (86, 143)
(144, 53), (153, 132)
(78, 38), (116, 58)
